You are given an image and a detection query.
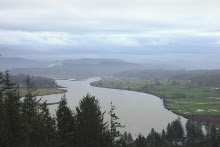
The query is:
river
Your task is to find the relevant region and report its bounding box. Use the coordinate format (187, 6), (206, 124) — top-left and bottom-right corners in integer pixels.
(40, 78), (187, 137)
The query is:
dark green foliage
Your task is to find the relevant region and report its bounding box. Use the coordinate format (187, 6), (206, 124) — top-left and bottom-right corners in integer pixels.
(0, 71), (7, 146)
(0, 71), (23, 147)
(185, 119), (204, 147)
(127, 132), (134, 144)
(146, 128), (164, 147)
(21, 75), (41, 146)
(210, 124), (218, 147)
(166, 117), (184, 142)
(134, 134), (147, 147)
(217, 128), (220, 146)
(161, 129), (168, 147)
(204, 123), (220, 147)
(21, 75), (38, 124)
(38, 102), (59, 147)
(19, 75), (58, 146)
(10, 74), (60, 88)
(56, 95), (76, 146)
(0, 72), (5, 145)
(122, 131), (134, 145)
(76, 94), (111, 147)
(109, 102), (125, 146)
(0, 72), (59, 147)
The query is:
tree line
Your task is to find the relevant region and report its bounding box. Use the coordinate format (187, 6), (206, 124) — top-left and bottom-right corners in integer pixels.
(1, 71), (220, 147)
(10, 74), (61, 88)
(0, 71), (124, 147)
(115, 69), (220, 88)
(133, 118), (220, 147)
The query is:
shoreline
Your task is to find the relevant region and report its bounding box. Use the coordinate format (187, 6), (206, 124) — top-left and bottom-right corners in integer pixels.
(90, 82), (220, 127)
(36, 89), (67, 97)
(39, 102), (60, 105)
(20, 88), (67, 97)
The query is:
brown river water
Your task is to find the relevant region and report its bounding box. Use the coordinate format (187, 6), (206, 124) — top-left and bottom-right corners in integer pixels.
(40, 78), (187, 137)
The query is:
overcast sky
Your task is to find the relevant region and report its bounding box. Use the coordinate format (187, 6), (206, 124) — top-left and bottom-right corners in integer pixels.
(0, 0), (220, 68)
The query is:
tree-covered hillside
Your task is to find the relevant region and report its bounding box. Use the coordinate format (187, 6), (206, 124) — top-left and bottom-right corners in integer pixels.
(10, 58), (142, 78)
(10, 74), (61, 88)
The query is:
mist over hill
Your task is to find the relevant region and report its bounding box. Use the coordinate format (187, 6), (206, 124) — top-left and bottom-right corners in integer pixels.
(0, 57), (50, 71)
(6, 58), (143, 78)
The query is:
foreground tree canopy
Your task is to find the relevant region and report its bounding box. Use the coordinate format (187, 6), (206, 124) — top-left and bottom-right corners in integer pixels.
(1, 71), (220, 147)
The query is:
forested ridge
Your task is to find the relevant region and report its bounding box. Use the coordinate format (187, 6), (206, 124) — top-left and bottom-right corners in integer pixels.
(10, 74), (62, 88)
(1, 71), (220, 147)
(10, 58), (142, 78)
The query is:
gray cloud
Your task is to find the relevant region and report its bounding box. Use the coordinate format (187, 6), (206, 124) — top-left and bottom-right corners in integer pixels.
(0, 0), (220, 69)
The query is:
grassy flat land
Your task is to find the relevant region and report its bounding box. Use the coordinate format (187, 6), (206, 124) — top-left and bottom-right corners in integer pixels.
(91, 77), (220, 116)
(151, 86), (220, 115)
(19, 88), (66, 97)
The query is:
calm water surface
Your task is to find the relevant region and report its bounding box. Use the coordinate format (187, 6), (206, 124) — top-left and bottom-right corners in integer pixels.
(40, 78), (187, 137)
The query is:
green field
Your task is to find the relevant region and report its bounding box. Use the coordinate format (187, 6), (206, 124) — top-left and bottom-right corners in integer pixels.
(19, 88), (66, 97)
(91, 77), (220, 116)
(151, 86), (220, 115)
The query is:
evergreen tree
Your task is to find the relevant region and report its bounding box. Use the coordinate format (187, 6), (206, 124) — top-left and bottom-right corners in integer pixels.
(161, 129), (168, 146)
(195, 121), (204, 145)
(56, 95), (76, 146)
(146, 128), (156, 147)
(121, 131), (134, 145)
(217, 128), (220, 146)
(123, 131), (128, 142)
(21, 75), (41, 146)
(185, 119), (204, 147)
(146, 128), (163, 147)
(1, 71), (23, 146)
(76, 94), (111, 147)
(210, 124), (218, 147)
(205, 121), (211, 146)
(109, 102), (125, 146)
(127, 132), (134, 144)
(135, 134), (147, 147)
(0, 71), (7, 146)
(166, 123), (172, 141)
(166, 118), (184, 144)
(186, 119), (196, 146)
(39, 101), (59, 146)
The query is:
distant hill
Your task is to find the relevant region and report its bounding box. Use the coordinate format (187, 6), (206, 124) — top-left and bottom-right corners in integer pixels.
(62, 58), (127, 65)
(0, 57), (48, 71)
(9, 58), (143, 78)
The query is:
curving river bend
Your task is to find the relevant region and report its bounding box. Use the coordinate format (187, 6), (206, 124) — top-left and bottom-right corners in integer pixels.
(40, 78), (187, 137)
